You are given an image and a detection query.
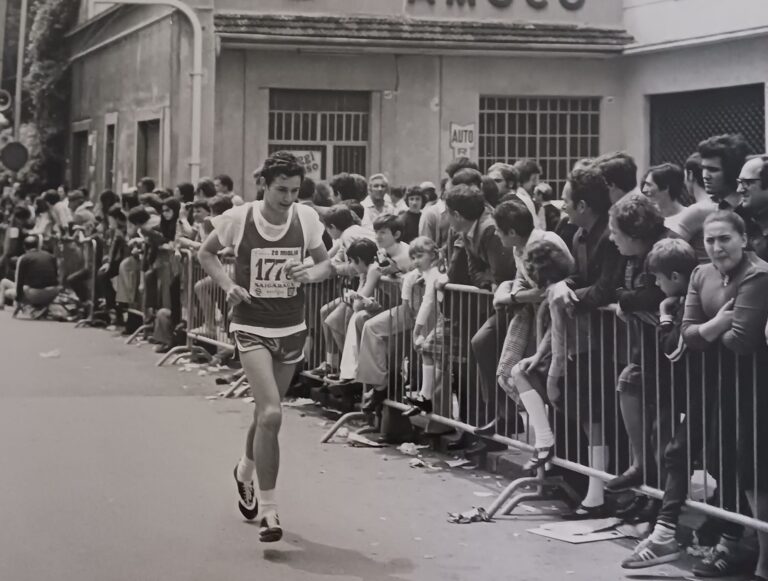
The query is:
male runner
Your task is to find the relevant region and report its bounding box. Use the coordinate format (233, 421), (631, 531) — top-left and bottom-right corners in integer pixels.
(198, 152), (333, 542)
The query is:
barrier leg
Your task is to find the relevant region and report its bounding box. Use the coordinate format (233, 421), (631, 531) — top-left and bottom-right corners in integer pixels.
(486, 468), (582, 518)
(125, 323), (151, 345)
(156, 345), (191, 367)
(233, 380), (251, 398)
(221, 373), (247, 398)
(320, 412), (366, 443)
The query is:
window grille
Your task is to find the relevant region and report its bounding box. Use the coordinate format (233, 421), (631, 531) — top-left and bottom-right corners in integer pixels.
(269, 90), (370, 177)
(479, 96), (601, 197)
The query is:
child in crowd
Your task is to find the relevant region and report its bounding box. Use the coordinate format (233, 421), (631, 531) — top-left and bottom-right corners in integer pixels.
(503, 238), (575, 471)
(334, 238), (383, 383)
(402, 237), (445, 416)
(324, 205), (375, 274)
(311, 207), (376, 378)
(372, 214), (411, 275)
(400, 186), (426, 244)
(493, 200), (572, 413)
(621, 238), (702, 568)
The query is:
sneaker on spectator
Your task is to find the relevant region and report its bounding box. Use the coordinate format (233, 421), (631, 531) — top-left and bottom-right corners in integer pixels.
(233, 465), (258, 520)
(621, 537), (681, 569)
(692, 545), (742, 577)
(259, 511), (283, 543)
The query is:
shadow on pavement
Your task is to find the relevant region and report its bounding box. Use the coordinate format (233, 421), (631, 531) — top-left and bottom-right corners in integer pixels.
(261, 532), (415, 580)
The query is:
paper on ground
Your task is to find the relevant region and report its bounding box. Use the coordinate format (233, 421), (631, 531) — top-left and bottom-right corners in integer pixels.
(528, 518), (625, 544)
(283, 397), (315, 407)
(347, 432), (386, 448)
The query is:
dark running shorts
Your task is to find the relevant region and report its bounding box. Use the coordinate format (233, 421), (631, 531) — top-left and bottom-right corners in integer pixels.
(233, 329), (307, 365)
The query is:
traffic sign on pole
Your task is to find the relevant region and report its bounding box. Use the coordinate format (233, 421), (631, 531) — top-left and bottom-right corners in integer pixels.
(0, 142), (30, 171)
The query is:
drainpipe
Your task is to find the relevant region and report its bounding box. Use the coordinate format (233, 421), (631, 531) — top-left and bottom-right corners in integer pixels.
(95, 0), (203, 183)
(14, 0), (29, 137)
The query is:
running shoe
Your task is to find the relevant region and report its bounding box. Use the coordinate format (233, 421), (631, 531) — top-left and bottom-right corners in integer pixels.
(233, 465), (258, 520)
(259, 511), (283, 543)
(621, 537), (681, 569)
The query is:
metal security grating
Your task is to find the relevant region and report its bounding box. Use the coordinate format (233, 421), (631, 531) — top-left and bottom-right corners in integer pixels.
(479, 96), (601, 197)
(650, 84), (766, 167)
(269, 90), (370, 177)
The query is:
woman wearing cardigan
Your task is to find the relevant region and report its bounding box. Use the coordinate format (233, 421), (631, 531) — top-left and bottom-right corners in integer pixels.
(626, 210), (768, 579)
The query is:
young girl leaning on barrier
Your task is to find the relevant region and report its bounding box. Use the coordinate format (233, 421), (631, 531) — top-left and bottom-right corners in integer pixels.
(503, 238), (575, 471)
(402, 236), (448, 417)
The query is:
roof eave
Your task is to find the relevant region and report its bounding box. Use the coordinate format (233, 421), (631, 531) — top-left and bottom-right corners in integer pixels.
(216, 33), (627, 57)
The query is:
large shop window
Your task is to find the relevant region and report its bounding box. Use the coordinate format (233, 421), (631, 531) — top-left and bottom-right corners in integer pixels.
(136, 119), (161, 183)
(71, 130), (89, 189)
(479, 96), (601, 197)
(268, 90), (370, 179)
(650, 84), (765, 168)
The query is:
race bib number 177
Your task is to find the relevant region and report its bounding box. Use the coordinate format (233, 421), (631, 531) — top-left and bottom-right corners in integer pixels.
(249, 247), (301, 298)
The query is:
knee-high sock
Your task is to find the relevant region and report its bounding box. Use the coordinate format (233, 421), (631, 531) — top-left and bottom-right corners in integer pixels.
(583, 445), (609, 507)
(519, 390), (554, 449)
(420, 364), (435, 399)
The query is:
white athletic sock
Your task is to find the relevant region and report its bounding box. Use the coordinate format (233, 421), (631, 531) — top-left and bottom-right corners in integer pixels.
(583, 445), (609, 508)
(236, 457), (255, 482)
(649, 522), (676, 544)
(519, 391), (555, 449)
(260, 489), (277, 513)
(420, 365), (435, 400)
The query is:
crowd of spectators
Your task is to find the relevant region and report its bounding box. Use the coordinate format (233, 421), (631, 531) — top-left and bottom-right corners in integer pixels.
(3, 134), (768, 578)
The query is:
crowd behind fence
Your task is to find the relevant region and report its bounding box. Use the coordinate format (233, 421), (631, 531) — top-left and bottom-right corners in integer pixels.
(3, 138), (768, 575)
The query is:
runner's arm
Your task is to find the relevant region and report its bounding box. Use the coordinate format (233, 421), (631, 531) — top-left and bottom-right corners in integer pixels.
(288, 244), (333, 284)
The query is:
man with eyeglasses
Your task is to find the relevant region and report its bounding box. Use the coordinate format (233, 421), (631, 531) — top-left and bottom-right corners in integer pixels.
(738, 155), (768, 262)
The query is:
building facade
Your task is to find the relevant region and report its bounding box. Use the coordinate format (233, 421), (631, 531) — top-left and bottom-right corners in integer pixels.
(66, 0), (768, 200)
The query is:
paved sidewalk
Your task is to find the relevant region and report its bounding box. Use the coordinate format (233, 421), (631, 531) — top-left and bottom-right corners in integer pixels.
(0, 312), (691, 581)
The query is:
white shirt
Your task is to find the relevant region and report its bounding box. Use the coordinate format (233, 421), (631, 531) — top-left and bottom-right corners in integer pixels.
(515, 188), (541, 229)
(361, 196), (395, 230)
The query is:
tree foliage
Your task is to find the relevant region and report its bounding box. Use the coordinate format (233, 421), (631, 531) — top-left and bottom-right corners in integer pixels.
(15, 0), (80, 187)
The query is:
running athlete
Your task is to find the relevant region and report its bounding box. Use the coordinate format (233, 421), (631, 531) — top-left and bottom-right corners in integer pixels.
(198, 152), (333, 542)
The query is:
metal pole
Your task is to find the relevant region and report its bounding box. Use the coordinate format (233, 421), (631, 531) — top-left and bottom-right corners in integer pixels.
(0, 0), (8, 82)
(14, 0), (29, 137)
(95, 0), (203, 183)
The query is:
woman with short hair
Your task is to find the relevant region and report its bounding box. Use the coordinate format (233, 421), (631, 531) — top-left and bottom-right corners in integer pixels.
(674, 211), (768, 579)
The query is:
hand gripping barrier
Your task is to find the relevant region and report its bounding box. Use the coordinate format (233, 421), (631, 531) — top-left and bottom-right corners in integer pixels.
(311, 274), (768, 534)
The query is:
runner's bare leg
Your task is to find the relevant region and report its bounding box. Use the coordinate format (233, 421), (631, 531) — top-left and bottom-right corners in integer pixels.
(240, 348), (297, 491)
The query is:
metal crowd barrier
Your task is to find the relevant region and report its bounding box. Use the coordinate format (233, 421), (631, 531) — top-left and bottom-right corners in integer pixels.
(314, 274), (768, 534)
(155, 251), (247, 396)
(123, 240), (152, 345)
(73, 232), (102, 328)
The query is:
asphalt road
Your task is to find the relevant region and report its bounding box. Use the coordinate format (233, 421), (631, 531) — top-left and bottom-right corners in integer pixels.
(0, 311), (674, 581)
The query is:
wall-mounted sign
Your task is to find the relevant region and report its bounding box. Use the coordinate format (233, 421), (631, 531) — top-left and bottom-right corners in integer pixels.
(287, 149), (323, 181)
(408, 0), (586, 10)
(449, 122), (475, 158)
